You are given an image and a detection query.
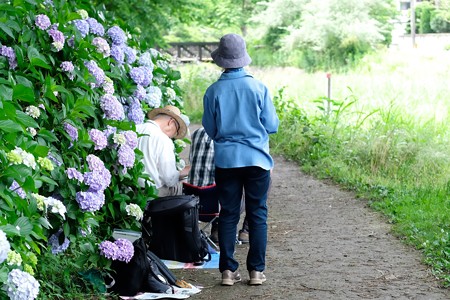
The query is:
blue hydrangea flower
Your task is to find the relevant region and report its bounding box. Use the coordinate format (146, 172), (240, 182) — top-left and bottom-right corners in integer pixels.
(85, 60), (105, 87)
(110, 44), (124, 64)
(63, 122), (78, 142)
(107, 26), (127, 45)
(126, 97), (145, 124)
(88, 129), (107, 150)
(48, 229), (70, 254)
(5, 269), (40, 300)
(124, 130), (138, 149)
(1, 46), (18, 69)
(73, 19), (89, 38)
(99, 240), (119, 260)
(66, 167), (84, 183)
(138, 52), (153, 68)
(87, 18), (105, 36)
(144, 86), (162, 108)
(76, 190), (105, 212)
(129, 66), (153, 87)
(100, 94), (125, 120)
(114, 239), (134, 263)
(35, 14), (51, 30)
(124, 46), (137, 64)
(9, 180), (26, 199)
(118, 144), (135, 169)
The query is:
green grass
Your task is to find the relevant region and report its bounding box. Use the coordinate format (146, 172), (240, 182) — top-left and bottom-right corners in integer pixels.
(177, 47), (450, 286)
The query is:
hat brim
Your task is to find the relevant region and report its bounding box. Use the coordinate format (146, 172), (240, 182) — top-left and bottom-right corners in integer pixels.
(211, 48), (252, 69)
(147, 108), (187, 139)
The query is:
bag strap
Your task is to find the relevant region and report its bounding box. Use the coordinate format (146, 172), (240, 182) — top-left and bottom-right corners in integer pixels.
(146, 250), (178, 286)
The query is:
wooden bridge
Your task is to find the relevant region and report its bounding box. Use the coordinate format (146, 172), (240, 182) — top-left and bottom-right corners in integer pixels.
(160, 42), (219, 63)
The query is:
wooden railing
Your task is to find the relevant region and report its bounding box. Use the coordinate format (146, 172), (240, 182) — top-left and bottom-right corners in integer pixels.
(159, 42), (219, 63)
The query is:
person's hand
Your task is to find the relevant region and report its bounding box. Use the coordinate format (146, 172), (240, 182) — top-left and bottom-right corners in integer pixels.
(179, 165), (191, 179)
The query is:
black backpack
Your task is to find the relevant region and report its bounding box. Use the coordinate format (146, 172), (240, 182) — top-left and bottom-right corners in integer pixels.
(142, 195), (211, 263)
(108, 238), (176, 296)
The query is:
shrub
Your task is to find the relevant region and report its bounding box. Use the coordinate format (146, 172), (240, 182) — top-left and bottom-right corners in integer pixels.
(0, 0), (186, 298)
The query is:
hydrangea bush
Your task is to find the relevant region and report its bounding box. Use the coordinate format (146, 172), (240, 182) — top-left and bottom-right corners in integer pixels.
(0, 0), (187, 298)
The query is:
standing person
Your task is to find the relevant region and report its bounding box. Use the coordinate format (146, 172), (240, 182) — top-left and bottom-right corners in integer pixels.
(136, 105), (190, 197)
(202, 33), (279, 286)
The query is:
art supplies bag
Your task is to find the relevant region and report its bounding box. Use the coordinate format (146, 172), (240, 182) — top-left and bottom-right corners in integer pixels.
(142, 195), (211, 263)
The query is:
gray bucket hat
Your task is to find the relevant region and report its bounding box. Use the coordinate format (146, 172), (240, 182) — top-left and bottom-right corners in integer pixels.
(211, 33), (252, 69)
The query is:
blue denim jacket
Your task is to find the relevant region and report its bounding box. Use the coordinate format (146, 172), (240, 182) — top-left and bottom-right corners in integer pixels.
(202, 69), (279, 170)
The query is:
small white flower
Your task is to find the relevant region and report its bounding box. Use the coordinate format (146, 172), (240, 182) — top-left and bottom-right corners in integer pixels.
(25, 106), (40, 118)
(125, 203), (143, 221)
(27, 127), (37, 136)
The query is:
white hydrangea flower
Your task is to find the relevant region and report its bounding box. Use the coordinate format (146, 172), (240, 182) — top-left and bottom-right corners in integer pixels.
(31, 193), (46, 211)
(0, 230), (10, 263)
(174, 139), (186, 148)
(113, 133), (127, 145)
(45, 197), (67, 220)
(21, 151), (36, 170)
(77, 9), (89, 19)
(7, 250), (22, 266)
(25, 106), (40, 118)
(125, 203), (143, 221)
(4, 269), (40, 300)
(27, 127), (37, 137)
(165, 87), (176, 101)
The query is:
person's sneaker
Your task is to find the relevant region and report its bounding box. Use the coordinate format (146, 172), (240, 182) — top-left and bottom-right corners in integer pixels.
(221, 270), (241, 286)
(238, 230), (249, 244)
(248, 270), (266, 285)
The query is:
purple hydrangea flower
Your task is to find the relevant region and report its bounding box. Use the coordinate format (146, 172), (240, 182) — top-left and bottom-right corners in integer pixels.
(35, 14), (51, 30)
(67, 35), (75, 48)
(118, 144), (135, 169)
(86, 154), (105, 171)
(9, 180), (26, 199)
(48, 229), (70, 254)
(48, 28), (65, 43)
(110, 44), (124, 64)
(103, 125), (117, 140)
(107, 26), (127, 45)
(47, 152), (62, 167)
(73, 19), (89, 38)
(124, 46), (137, 64)
(76, 190), (105, 212)
(89, 128), (107, 150)
(103, 78), (114, 95)
(129, 66), (153, 87)
(133, 85), (146, 100)
(114, 239), (134, 263)
(92, 37), (110, 57)
(66, 167), (84, 182)
(1, 46), (18, 69)
(124, 130), (138, 149)
(126, 97), (145, 124)
(87, 18), (105, 36)
(63, 122), (78, 142)
(99, 240), (119, 260)
(83, 170), (110, 191)
(5, 269), (40, 300)
(60, 61), (74, 72)
(100, 94), (125, 120)
(85, 60), (105, 87)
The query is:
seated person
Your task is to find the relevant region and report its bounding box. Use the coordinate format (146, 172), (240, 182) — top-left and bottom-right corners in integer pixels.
(136, 105), (191, 197)
(187, 127), (248, 244)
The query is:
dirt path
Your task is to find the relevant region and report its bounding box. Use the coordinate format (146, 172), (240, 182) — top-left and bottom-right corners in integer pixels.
(175, 127), (450, 299)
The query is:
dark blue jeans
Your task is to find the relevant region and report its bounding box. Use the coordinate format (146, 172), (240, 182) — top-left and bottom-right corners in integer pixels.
(215, 166), (271, 273)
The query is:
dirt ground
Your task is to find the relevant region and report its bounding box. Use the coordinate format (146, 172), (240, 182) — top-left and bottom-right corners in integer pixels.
(174, 125), (450, 300)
